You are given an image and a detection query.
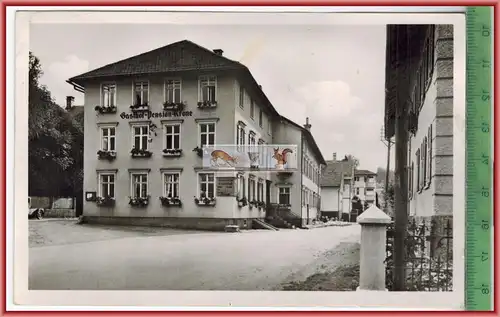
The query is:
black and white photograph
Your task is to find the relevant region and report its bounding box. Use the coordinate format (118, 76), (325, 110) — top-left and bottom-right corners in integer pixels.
(13, 8), (465, 309)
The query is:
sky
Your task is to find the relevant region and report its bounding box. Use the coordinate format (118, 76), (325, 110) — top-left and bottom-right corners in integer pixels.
(30, 22), (395, 172)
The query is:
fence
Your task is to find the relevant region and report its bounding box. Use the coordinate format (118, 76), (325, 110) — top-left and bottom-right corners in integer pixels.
(385, 217), (453, 291)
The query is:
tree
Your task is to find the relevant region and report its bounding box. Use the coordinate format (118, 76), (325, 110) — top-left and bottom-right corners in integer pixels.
(29, 52), (83, 198)
(344, 154), (360, 169)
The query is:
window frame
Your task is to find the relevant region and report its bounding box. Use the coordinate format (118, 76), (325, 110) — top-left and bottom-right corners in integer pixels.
(236, 122), (246, 152)
(198, 75), (217, 103)
(162, 172), (180, 198)
(131, 124), (150, 151)
(163, 122), (182, 150)
(416, 148), (421, 192)
(100, 82), (117, 108)
(250, 99), (255, 119)
(259, 109), (263, 128)
(426, 124), (433, 188)
(164, 78), (182, 104)
(239, 84), (244, 109)
(132, 81), (150, 106)
(99, 125), (117, 152)
(98, 172), (116, 198)
(130, 172), (149, 199)
(237, 174), (246, 199)
(197, 120), (217, 147)
(197, 172), (215, 198)
(278, 186), (291, 205)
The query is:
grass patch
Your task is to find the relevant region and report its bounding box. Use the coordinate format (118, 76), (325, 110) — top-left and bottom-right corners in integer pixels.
(282, 263), (360, 291)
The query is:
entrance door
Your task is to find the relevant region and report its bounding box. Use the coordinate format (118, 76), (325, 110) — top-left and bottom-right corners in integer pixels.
(265, 180), (272, 218)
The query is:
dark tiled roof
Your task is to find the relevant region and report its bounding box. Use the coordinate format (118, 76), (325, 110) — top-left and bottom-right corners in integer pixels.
(68, 40), (244, 85)
(320, 160), (355, 187)
(279, 116), (326, 166)
(355, 169), (376, 176)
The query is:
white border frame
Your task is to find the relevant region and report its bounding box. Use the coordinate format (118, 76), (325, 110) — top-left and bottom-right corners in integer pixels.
(11, 9), (466, 311)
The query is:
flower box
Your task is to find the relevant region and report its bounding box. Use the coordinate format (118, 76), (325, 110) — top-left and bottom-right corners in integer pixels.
(237, 197), (248, 208)
(197, 100), (217, 109)
(194, 196), (216, 207)
(129, 196), (150, 207)
(163, 102), (185, 112)
(192, 147), (203, 158)
(159, 196), (182, 207)
(94, 105), (117, 114)
(163, 149), (183, 157)
(96, 196), (115, 207)
(97, 150), (117, 161)
(131, 148), (153, 158)
(130, 103), (149, 112)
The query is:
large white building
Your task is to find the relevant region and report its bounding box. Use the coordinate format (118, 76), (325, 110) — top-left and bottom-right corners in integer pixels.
(67, 40), (326, 231)
(353, 169), (377, 205)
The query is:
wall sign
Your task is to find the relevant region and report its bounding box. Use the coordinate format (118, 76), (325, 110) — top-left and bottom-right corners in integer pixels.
(216, 177), (235, 196)
(85, 191), (97, 201)
(120, 110), (193, 120)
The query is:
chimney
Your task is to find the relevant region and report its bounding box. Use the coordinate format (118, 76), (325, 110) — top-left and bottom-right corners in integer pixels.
(303, 117), (312, 131)
(213, 49), (223, 56)
(66, 96), (75, 110)
(332, 152), (337, 161)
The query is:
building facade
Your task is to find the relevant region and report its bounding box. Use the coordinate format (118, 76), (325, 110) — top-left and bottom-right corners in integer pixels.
(320, 153), (355, 219)
(384, 25), (453, 225)
(68, 40), (325, 231)
(353, 169), (377, 205)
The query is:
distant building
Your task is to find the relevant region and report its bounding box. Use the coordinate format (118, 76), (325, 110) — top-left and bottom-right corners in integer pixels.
(353, 169), (377, 205)
(320, 153), (355, 219)
(67, 39), (325, 230)
(384, 25), (453, 223)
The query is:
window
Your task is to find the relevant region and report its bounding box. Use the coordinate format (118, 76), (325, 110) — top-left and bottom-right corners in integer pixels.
(101, 84), (116, 107)
(165, 79), (181, 103)
(236, 123), (246, 152)
(199, 76), (217, 102)
(199, 122), (216, 147)
(427, 125), (433, 186)
(99, 173), (115, 198)
(278, 187), (290, 205)
(132, 125), (149, 150)
(131, 173), (148, 198)
(355, 177), (359, 182)
(248, 131), (256, 151)
(248, 177), (256, 201)
(133, 81), (149, 106)
(258, 139), (265, 166)
(259, 110), (263, 127)
(250, 100), (255, 119)
(163, 173), (180, 198)
(198, 173), (215, 198)
(100, 126), (116, 151)
(301, 187), (306, 206)
(237, 174), (246, 199)
(356, 188), (360, 195)
(239, 85), (244, 108)
(268, 119), (272, 135)
(416, 149), (421, 192)
(164, 123), (181, 150)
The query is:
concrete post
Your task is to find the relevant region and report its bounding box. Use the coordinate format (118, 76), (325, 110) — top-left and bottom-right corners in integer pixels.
(356, 205), (392, 291)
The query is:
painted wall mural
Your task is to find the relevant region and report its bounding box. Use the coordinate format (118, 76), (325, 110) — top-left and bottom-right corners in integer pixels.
(202, 145), (298, 171)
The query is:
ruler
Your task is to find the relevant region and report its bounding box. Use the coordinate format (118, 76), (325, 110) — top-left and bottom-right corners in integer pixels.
(465, 6), (493, 311)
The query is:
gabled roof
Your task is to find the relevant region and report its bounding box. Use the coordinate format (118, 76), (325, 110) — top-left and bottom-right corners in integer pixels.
(68, 40), (243, 85)
(320, 159), (355, 187)
(355, 169), (377, 176)
(279, 116), (326, 166)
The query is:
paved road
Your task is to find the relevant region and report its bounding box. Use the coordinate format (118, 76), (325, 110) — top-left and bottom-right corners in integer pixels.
(29, 223), (360, 290)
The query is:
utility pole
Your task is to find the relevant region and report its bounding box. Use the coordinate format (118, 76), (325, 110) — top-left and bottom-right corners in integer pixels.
(392, 25), (410, 292)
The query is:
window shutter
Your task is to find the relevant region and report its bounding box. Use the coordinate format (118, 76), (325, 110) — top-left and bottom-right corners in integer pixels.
(427, 124), (433, 185)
